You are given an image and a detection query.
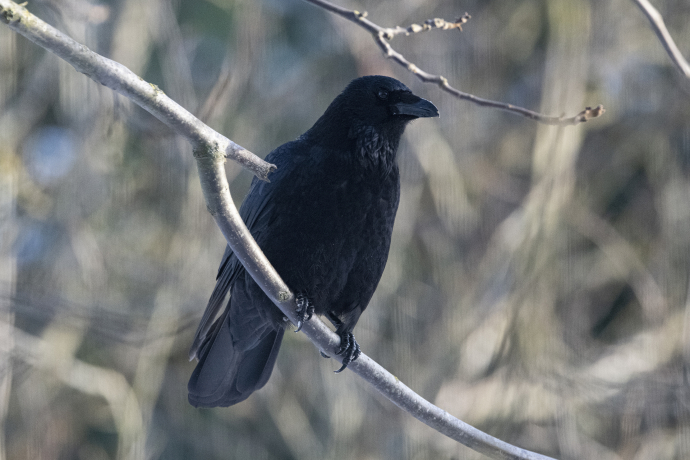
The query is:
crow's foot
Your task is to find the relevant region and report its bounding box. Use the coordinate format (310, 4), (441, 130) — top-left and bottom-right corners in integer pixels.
(294, 293), (314, 332)
(334, 331), (361, 373)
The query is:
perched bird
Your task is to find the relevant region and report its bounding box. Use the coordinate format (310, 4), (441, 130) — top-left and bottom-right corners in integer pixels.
(188, 75), (438, 407)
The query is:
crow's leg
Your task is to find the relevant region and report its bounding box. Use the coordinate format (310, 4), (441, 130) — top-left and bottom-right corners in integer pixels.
(293, 293), (314, 333)
(318, 311), (344, 359)
(327, 312), (361, 373)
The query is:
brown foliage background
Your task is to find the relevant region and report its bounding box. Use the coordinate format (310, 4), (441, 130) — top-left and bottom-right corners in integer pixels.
(2, 0), (690, 459)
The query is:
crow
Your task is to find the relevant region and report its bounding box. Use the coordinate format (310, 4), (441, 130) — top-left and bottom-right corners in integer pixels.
(188, 75), (438, 407)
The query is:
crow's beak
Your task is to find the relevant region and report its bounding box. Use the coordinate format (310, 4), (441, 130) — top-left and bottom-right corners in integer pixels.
(391, 96), (439, 118)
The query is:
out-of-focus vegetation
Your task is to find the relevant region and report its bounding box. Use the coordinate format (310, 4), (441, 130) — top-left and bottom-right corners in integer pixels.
(1, 0), (690, 458)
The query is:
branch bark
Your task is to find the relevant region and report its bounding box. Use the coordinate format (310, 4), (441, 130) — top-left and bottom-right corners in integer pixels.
(0, 1), (555, 459)
(304, 0), (605, 126)
(633, 0), (690, 79)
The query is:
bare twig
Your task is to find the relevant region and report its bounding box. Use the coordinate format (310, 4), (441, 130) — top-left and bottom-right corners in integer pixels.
(301, 0), (470, 38)
(0, 1), (555, 459)
(372, 12), (471, 39)
(304, 0), (604, 126)
(633, 0), (690, 79)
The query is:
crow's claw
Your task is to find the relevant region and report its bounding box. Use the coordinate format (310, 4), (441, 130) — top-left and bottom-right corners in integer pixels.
(334, 331), (361, 373)
(294, 293), (314, 332)
(320, 351), (331, 358)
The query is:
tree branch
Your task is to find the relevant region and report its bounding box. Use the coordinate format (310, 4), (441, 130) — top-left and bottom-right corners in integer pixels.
(0, 1), (555, 459)
(632, 0), (690, 79)
(304, 0), (605, 126)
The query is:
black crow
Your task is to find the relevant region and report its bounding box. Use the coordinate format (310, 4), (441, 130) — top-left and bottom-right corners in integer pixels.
(188, 75), (438, 407)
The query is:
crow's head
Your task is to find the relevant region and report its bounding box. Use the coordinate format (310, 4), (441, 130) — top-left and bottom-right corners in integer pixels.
(338, 75), (439, 127)
(306, 76), (438, 171)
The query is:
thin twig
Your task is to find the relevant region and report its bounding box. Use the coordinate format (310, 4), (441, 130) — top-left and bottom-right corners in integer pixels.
(373, 12), (471, 39)
(304, 0), (605, 126)
(0, 1), (556, 459)
(633, 0), (690, 79)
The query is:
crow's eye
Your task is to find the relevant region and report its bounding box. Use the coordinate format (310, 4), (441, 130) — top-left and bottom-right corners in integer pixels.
(377, 89), (389, 100)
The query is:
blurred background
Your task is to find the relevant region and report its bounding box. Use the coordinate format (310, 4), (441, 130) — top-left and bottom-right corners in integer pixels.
(1, 0), (690, 458)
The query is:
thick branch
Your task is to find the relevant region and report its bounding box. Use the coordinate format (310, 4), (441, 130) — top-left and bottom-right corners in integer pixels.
(304, 0), (605, 126)
(0, 1), (555, 459)
(633, 0), (690, 79)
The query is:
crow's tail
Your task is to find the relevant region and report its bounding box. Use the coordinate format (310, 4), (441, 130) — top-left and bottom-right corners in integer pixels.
(188, 315), (284, 408)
